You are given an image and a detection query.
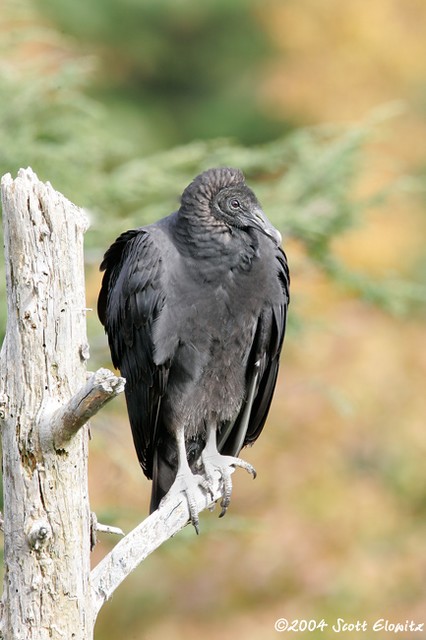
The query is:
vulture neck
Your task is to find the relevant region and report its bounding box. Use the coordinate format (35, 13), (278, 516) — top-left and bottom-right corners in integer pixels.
(175, 204), (259, 272)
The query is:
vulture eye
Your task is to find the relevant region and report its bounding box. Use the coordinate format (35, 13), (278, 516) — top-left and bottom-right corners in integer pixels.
(230, 199), (240, 209)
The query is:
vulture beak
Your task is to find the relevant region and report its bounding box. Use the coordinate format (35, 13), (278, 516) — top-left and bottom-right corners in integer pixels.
(251, 206), (282, 246)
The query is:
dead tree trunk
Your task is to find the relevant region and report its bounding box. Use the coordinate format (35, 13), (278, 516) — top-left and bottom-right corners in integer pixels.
(0, 169), (225, 639)
(0, 168), (96, 639)
(0, 169), (126, 639)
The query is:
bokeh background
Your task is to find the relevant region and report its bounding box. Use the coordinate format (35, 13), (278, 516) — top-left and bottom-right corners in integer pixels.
(1, 1), (426, 638)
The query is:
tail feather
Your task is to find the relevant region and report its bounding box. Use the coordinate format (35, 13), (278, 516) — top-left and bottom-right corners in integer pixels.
(149, 438), (177, 513)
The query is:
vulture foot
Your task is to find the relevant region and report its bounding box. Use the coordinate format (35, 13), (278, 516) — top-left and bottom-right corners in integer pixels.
(202, 452), (256, 517)
(164, 471), (210, 534)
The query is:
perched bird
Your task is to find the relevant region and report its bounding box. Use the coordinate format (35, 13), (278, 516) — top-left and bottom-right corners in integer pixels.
(98, 167), (289, 531)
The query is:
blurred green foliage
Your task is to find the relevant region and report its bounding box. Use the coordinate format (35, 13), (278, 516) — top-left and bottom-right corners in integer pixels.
(0, 0), (424, 377)
(35, 0), (288, 146)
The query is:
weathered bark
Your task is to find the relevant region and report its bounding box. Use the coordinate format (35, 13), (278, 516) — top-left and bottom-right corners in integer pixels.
(0, 169), (227, 639)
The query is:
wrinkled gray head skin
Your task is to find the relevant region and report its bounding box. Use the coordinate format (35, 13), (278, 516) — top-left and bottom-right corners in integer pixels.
(180, 167), (245, 211)
(180, 167), (281, 245)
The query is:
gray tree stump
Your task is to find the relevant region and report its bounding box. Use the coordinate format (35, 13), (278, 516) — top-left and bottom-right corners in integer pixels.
(0, 169), (225, 639)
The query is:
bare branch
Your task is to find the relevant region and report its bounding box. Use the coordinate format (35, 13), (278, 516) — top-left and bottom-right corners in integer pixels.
(90, 471), (227, 619)
(40, 368), (125, 450)
(90, 512), (125, 551)
(96, 523), (125, 537)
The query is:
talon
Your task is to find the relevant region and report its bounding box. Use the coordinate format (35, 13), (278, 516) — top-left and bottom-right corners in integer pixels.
(219, 504), (227, 518)
(230, 457), (256, 479)
(161, 471), (208, 533)
(201, 450), (256, 518)
(219, 492), (230, 517)
(192, 517), (200, 535)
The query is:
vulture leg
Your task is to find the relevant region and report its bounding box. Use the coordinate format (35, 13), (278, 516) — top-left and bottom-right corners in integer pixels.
(162, 425), (209, 534)
(201, 423), (256, 518)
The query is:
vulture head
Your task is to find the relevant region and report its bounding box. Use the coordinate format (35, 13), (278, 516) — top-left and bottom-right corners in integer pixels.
(180, 167), (282, 246)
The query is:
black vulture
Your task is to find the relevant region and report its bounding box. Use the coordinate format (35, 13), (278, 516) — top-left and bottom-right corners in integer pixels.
(98, 167), (290, 531)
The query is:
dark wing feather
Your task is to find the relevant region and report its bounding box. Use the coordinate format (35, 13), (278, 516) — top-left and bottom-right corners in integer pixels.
(98, 229), (169, 478)
(244, 248), (289, 444)
(220, 247), (290, 456)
